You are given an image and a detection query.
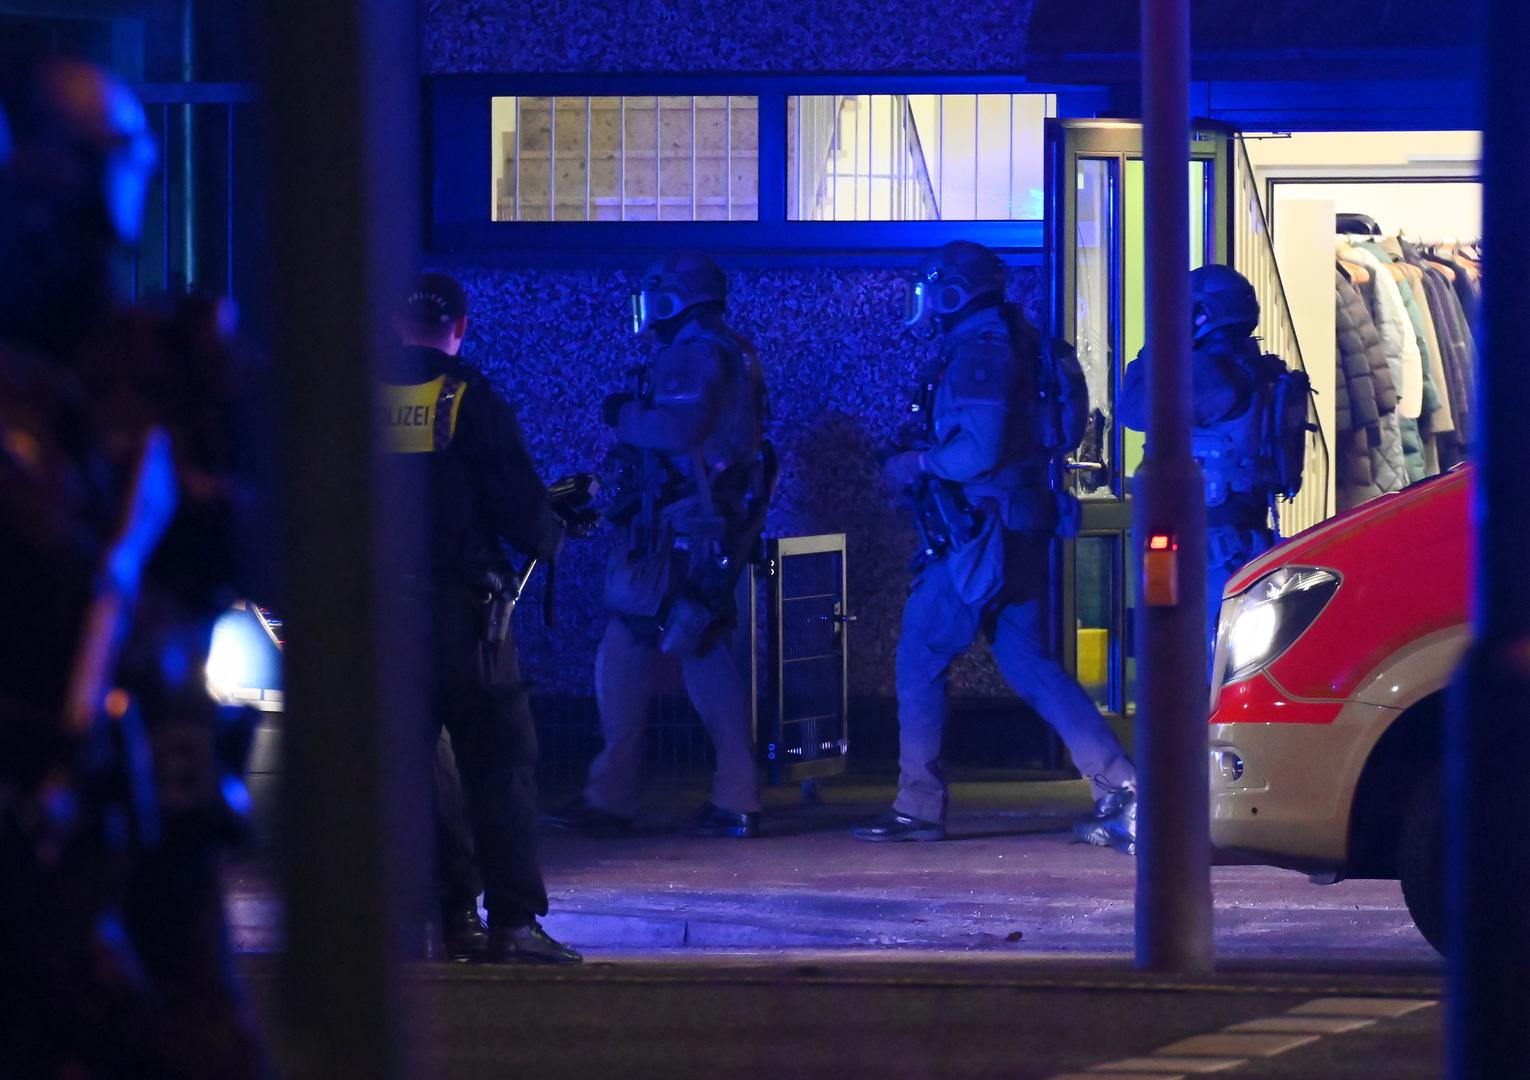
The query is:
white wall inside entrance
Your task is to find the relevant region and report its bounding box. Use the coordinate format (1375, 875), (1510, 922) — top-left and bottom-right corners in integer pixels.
(1270, 181), (1481, 241)
(1244, 131), (1480, 177)
(1245, 130), (1482, 240)
(1274, 198), (1338, 523)
(1247, 130), (1480, 527)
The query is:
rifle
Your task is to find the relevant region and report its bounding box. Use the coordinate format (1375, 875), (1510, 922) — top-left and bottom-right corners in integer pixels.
(484, 557), (542, 646)
(483, 471), (600, 641)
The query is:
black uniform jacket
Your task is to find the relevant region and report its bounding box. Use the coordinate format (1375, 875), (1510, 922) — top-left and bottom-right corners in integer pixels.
(380, 345), (561, 580)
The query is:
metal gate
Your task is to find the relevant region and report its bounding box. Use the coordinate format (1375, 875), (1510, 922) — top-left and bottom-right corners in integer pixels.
(765, 534), (852, 784)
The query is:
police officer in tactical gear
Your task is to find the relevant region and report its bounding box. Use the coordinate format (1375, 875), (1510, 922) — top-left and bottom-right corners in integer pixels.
(381, 272), (580, 964)
(548, 250), (771, 839)
(1120, 264), (1276, 651)
(1, 59), (267, 1076)
(854, 241), (1138, 849)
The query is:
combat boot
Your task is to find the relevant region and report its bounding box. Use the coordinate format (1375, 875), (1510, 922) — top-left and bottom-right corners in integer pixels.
(441, 900), (489, 962)
(543, 795), (635, 835)
(484, 921), (583, 964)
(1074, 781), (1137, 854)
(851, 809), (945, 842)
(686, 802), (760, 839)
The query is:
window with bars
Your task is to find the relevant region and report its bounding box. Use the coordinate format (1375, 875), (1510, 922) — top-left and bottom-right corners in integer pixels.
(785, 94), (1055, 221)
(491, 95), (759, 222)
(438, 78), (1085, 254)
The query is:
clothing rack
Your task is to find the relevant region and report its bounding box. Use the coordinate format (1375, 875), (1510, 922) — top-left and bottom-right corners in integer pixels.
(1332, 223), (1480, 512)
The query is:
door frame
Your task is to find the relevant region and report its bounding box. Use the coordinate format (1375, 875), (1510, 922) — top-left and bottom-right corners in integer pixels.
(1044, 118), (1233, 715)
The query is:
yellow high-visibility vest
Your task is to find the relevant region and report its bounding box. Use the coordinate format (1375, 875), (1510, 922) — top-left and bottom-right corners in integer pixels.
(379, 375), (467, 454)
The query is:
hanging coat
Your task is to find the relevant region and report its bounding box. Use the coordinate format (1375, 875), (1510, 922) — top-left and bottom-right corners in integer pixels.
(1340, 244), (1414, 491)
(1335, 266), (1399, 510)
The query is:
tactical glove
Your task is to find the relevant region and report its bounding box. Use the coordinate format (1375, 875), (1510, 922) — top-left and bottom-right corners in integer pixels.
(602, 392), (633, 428)
(881, 450), (926, 492)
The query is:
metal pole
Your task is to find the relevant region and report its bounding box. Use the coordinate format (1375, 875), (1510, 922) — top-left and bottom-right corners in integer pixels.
(972, 93), (979, 219)
(832, 94), (844, 223)
(793, 96), (801, 219)
(181, 0), (196, 287)
(161, 104), (171, 286)
(1133, 0), (1212, 973)
(1450, 1), (1530, 1073)
(262, 0), (428, 1075)
(869, 94), (881, 217)
(1007, 94), (1014, 219)
(937, 95), (944, 212)
(225, 103), (235, 300)
(854, 94), (861, 219)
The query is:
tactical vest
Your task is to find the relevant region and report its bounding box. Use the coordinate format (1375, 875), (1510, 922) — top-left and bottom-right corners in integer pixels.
(916, 306), (1072, 539)
(928, 315), (1016, 456)
(379, 375), (467, 454)
(1188, 342), (1278, 509)
(656, 324), (766, 473)
(638, 322), (767, 521)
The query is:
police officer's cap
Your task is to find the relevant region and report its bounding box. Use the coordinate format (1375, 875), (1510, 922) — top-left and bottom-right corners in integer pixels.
(630, 250), (726, 335)
(904, 240), (1006, 327)
(1190, 264), (1259, 341)
(402, 271), (469, 327)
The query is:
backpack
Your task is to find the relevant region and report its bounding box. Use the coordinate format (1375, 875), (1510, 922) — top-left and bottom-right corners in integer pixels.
(1259, 355), (1315, 503)
(1040, 336), (1089, 455)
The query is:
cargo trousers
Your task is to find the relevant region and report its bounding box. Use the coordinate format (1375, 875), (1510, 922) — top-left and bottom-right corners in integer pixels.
(585, 615), (762, 817)
(892, 532), (1135, 825)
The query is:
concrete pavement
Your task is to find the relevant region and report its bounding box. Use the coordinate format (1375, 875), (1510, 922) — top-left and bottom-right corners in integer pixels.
(226, 776), (1441, 968)
(241, 953), (1442, 1079)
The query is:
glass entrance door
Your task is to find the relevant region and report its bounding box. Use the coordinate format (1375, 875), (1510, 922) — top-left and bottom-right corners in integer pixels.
(1045, 120), (1230, 723)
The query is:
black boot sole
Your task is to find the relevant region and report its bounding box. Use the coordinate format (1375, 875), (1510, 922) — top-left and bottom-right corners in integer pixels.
(852, 828), (945, 842)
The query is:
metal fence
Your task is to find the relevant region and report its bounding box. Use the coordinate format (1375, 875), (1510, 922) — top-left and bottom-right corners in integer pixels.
(1233, 133), (1333, 536)
(133, 82), (259, 306)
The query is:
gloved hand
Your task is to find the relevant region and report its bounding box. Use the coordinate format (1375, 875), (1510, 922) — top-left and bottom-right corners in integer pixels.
(602, 392), (633, 428)
(881, 450), (925, 492)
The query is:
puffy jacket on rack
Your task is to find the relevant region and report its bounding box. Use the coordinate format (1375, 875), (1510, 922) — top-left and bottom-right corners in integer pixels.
(1335, 266), (1404, 510)
(1428, 266), (1477, 450)
(1339, 246), (1411, 498)
(1416, 268), (1469, 458)
(1352, 242), (1430, 483)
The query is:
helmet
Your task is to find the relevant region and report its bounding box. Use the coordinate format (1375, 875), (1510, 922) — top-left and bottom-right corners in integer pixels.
(1190, 265), (1259, 341)
(1, 61), (158, 349)
(903, 240), (1005, 328)
(2, 59), (158, 247)
(630, 250), (726, 335)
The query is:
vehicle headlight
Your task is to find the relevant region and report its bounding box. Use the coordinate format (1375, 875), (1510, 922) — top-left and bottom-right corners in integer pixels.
(206, 604), (282, 704)
(1219, 566), (1340, 686)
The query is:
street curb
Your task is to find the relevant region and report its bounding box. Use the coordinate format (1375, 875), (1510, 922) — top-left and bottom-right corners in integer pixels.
(227, 892), (918, 952)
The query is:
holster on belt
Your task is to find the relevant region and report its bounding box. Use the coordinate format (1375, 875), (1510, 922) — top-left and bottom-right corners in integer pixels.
(478, 566), (514, 645)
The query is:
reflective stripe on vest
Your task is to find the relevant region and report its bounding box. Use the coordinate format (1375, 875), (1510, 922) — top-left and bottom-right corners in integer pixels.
(380, 376), (467, 454)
